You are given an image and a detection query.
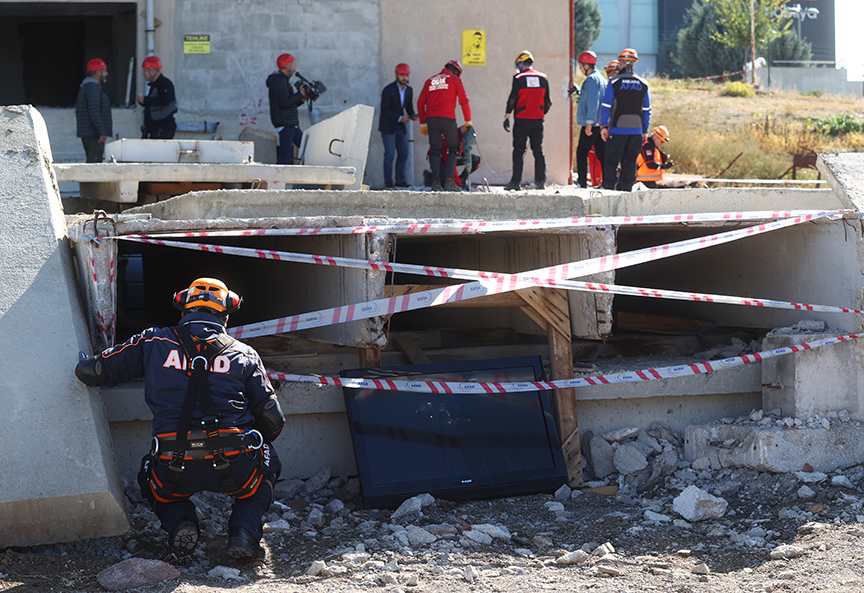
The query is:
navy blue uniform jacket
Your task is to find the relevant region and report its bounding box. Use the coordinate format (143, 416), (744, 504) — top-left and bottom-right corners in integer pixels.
(98, 311), (276, 436)
(378, 80), (415, 134)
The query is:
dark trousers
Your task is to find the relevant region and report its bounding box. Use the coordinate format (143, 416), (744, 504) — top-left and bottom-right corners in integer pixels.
(510, 118), (545, 185)
(81, 137), (104, 163)
(138, 443), (281, 541)
(381, 128), (409, 185)
(603, 134), (642, 191)
(427, 116), (458, 182)
(575, 126), (606, 187)
(277, 125), (303, 164)
(142, 124), (177, 140)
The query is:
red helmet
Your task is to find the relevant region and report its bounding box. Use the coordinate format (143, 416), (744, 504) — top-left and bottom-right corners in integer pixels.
(142, 56), (162, 70)
(395, 63), (410, 75)
(87, 58), (107, 72)
(277, 53), (295, 69)
(445, 59), (463, 76)
(577, 51), (597, 65)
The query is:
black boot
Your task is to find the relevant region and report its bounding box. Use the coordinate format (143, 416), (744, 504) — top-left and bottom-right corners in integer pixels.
(227, 526), (265, 560)
(168, 519), (199, 558)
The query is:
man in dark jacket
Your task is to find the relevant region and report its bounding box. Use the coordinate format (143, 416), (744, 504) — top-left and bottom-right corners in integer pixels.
(75, 58), (112, 163)
(503, 50), (551, 191)
(137, 56), (177, 139)
(379, 63), (417, 188)
(266, 53), (307, 164)
(75, 278), (283, 560)
(600, 48), (651, 191)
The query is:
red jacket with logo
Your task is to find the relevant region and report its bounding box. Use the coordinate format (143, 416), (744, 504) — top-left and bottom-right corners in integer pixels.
(417, 68), (471, 124)
(506, 68), (551, 120)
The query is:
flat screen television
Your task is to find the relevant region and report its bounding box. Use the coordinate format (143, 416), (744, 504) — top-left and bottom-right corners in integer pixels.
(341, 356), (568, 508)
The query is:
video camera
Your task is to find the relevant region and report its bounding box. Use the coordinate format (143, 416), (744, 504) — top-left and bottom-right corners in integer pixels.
(294, 73), (327, 103)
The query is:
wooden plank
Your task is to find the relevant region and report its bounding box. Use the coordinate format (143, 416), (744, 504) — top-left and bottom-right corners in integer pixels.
(517, 287), (571, 339)
(140, 181), (222, 194)
(548, 322), (582, 487)
(358, 347), (380, 369)
(392, 334), (431, 365)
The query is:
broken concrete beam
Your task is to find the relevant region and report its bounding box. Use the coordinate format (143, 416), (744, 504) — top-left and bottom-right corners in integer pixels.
(817, 153), (864, 210)
(0, 105), (128, 546)
(762, 331), (864, 420)
(684, 422), (864, 473)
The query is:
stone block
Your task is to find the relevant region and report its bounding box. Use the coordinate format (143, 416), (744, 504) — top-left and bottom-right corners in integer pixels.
(0, 105), (128, 546)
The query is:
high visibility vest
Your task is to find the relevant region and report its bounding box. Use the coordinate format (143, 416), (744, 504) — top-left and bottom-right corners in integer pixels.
(636, 141), (664, 182)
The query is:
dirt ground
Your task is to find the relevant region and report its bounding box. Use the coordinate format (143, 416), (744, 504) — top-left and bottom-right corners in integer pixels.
(5, 431), (864, 593)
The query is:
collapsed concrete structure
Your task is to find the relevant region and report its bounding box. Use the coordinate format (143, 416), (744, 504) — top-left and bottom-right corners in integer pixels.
(3, 105), (864, 548)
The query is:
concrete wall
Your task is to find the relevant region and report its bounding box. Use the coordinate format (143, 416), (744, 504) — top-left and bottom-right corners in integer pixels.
(17, 0), (573, 188)
(758, 66), (864, 97)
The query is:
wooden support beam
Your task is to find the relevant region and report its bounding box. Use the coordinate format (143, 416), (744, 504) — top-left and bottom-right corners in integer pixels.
(393, 334), (431, 365)
(358, 347), (381, 369)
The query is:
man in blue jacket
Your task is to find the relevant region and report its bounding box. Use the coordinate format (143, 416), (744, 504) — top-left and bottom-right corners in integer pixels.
(75, 58), (112, 163)
(75, 278), (283, 561)
(137, 56), (177, 139)
(600, 48), (651, 191)
(574, 50), (606, 189)
(379, 63), (417, 188)
(267, 53), (307, 164)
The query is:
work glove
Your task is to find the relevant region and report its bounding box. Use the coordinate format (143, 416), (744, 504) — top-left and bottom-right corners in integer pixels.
(568, 84), (581, 97)
(462, 122), (473, 133)
(503, 117), (510, 133)
(661, 159), (675, 169)
(420, 124), (428, 137)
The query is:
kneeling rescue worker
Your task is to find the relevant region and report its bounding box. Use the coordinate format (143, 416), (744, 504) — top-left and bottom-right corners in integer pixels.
(75, 278), (283, 560)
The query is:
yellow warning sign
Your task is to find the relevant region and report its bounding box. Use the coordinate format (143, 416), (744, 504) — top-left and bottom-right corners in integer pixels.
(462, 30), (486, 66)
(184, 34), (210, 54)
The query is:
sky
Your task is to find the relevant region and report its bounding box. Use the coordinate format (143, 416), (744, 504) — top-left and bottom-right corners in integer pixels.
(835, 0), (864, 80)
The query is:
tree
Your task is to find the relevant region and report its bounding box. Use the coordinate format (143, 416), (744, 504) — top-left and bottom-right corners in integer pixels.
(768, 30), (812, 66)
(574, 0), (602, 56)
(706, 0), (793, 81)
(672, 1), (747, 78)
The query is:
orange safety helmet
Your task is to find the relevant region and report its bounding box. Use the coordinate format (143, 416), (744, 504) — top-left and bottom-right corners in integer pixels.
(653, 125), (670, 143)
(605, 60), (619, 77)
(142, 56), (162, 70)
(173, 278), (242, 316)
(445, 59), (463, 76)
(577, 51), (597, 65)
(618, 48), (638, 65)
(395, 63), (410, 75)
(87, 58), (107, 72)
(277, 53), (296, 69)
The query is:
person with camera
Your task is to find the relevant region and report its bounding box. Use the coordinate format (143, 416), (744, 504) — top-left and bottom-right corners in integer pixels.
(137, 56), (177, 139)
(267, 53), (307, 164)
(74, 278), (283, 560)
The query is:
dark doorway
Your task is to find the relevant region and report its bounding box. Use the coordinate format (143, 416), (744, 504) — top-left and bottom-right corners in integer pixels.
(0, 3), (136, 107)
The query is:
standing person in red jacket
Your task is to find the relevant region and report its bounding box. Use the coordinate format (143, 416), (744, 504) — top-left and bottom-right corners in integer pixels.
(417, 60), (472, 191)
(503, 51), (552, 191)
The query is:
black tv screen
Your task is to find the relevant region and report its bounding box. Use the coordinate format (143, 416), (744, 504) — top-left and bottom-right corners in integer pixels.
(341, 356), (568, 508)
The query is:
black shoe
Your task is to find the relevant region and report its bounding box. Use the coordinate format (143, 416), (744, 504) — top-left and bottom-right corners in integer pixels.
(384, 181), (394, 188)
(227, 526), (265, 560)
(535, 181), (546, 190)
(395, 181), (410, 188)
(169, 519), (199, 557)
(504, 182), (521, 191)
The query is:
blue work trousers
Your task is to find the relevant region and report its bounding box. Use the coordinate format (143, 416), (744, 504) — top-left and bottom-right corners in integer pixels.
(277, 126), (303, 164)
(381, 128), (409, 185)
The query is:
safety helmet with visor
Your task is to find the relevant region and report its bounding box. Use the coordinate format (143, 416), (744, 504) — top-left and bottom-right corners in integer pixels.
(653, 125), (670, 144)
(173, 278), (242, 316)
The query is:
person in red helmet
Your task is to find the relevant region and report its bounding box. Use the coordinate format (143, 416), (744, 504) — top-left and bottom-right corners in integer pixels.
(503, 50), (552, 191)
(379, 63), (418, 188)
(75, 278), (283, 561)
(137, 56), (177, 139)
(267, 53), (308, 165)
(417, 60), (472, 191)
(574, 50), (607, 189)
(75, 58), (112, 163)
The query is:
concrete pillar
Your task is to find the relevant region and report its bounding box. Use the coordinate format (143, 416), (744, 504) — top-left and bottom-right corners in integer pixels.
(762, 332), (864, 419)
(0, 105), (128, 547)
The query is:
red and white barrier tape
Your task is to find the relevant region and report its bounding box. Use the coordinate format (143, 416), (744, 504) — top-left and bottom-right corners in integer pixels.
(267, 333), (862, 392)
(683, 69), (746, 82)
(111, 209), (840, 240)
(120, 212), (863, 319)
(221, 211), (830, 339)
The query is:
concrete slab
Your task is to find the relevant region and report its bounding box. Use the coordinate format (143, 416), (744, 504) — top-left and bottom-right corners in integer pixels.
(762, 332), (864, 419)
(684, 422), (864, 473)
(105, 139), (255, 163)
(0, 105), (128, 547)
(817, 153), (864, 210)
(300, 105), (374, 190)
(54, 163), (357, 202)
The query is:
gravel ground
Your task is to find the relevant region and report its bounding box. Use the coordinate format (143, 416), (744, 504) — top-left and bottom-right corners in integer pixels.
(5, 412), (864, 593)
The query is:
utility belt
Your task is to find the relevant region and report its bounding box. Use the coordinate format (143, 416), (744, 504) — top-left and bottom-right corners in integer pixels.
(146, 426), (266, 503)
(151, 428), (263, 461)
